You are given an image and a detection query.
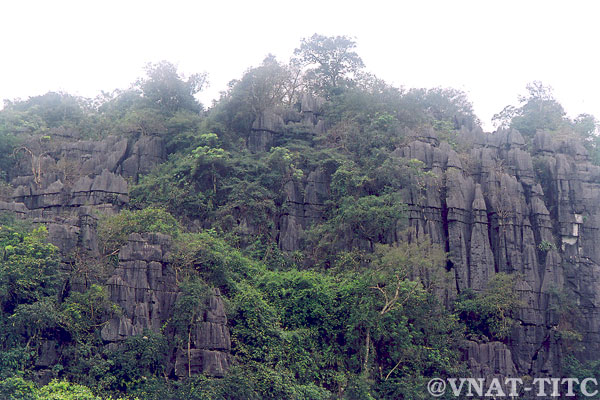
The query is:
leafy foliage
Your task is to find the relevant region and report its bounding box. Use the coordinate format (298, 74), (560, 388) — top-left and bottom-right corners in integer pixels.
(34, 379), (102, 400)
(294, 34), (365, 93)
(455, 273), (523, 340)
(97, 208), (180, 256)
(1, 34), (597, 399)
(0, 226), (61, 314)
(491, 81), (600, 163)
(136, 61), (206, 114)
(493, 81), (567, 137)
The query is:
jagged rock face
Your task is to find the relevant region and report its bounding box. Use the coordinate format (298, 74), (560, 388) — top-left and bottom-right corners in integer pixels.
(10, 134), (164, 198)
(174, 300), (232, 377)
(102, 233), (178, 340)
(244, 95), (332, 251)
(300, 92), (325, 125)
(102, 233), (231, 377)
(465, 341), (518, 379)
(248, 94), (325, 154)
(268, 123), (600, 378)
(3, 134), (166, 254)
(3, 100), (600, 382)
(248, 110), (282, 152)
(278, 169), (330, 252)
(533, 135), (600, 360)
(1, 133), (232, 377)
(121, 136), (166, 181)
(388, 127), (600, 377)
(248, 105), (597, 381)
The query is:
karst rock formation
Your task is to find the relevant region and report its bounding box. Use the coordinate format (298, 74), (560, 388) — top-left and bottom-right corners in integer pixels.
(1, 130), (230, 378)
(2, 99), (599, 380)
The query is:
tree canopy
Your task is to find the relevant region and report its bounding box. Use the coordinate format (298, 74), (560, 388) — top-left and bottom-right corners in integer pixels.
(294, 34), (365, 93)
(136, 61), (207, 114)
(0, 34), (598, 400)
(493, 81), (567, 136)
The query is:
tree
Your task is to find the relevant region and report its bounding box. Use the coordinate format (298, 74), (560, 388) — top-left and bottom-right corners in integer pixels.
(359, 240), (448, 376)
(117, 108), (167, 137)
(0, 376), (36, 400)
(96, 208), (181, 257)
(400, 87), (479, 129)
(0, 226), (61, 314)
(338, 194), (405, 247)
(572, 113), (598, 142)
(35, 379), (102, 400)
(572, 113), (600, 165)
(137, 61), (207, 114)
(333, 240), (462, 398)
(454, 273), (523, 340)
(492, 81), (567, 137)
(213, 56), (303, 134)
(13, 141), (50, 188)
(3, 92), (86, 130)
(171, 279), (210, 377)
(192, 133), (230, 194)
(237, 55), (289, 115)
(294, 34), (365, 92)
(0, 225), (62, 379)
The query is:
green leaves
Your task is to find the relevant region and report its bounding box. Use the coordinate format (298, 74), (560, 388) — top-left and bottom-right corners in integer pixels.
(258, 270), (336, 330)
(106, 332), (169, 391)
(60, 285), (115, 343)
(222, 238), (462, 398)
(492, 81), (580, 139)
(34, 379), (102, 400)
(306, 192), (405, 265)
(97, 208), (181, 257)
(0, 216), (468, 399)
(230, 283), (282, 363)
(130, 156), (209, 219)
(266, 147), (304, 184)
(294, 34), (365, 92)
(0, 376), (36, 400)
(0, 226), (61, 314)
(137, 61), (206, 114)
(338, 194), (405, 244)
(171, 278), (210, 338)
(330, 161), (368, 199)
(455, 273), (523, 340)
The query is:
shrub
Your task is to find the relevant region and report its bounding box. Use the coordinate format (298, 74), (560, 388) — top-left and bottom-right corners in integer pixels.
(455, 273), (523, 340)
(97, 208), (180, 256)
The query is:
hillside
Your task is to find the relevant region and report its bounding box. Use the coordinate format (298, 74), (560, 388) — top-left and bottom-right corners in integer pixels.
(0, 36), (598, 399)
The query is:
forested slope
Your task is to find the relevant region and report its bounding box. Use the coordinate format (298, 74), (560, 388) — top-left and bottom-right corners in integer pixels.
(0, 35), (599, 399)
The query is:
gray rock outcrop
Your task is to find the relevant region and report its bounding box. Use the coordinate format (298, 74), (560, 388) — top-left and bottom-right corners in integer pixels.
(4, 134), (166, 254)
(102, 233), (231, 376)
(391, 127), (600, 378)
(278, 168), (330, 252)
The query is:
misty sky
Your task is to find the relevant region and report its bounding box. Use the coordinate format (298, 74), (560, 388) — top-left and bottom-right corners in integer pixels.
(1, 0), (599, 130)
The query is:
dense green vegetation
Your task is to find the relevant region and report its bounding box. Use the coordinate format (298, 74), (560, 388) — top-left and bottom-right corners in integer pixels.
(0, 34), (597, 399)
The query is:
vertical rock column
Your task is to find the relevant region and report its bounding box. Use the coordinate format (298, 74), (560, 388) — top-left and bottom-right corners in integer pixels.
(174, 288), (231, 377)
(101, 233), (231, 376)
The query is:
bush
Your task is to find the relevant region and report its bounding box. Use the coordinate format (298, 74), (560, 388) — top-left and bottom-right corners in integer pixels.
(538, 240), (557, 252)
(0, 376), (36, 400)
(104, 332), (169, 393)
(455, 273), (523, 340)
(35, 379), (101, 400)
(97, 208), (180, 256)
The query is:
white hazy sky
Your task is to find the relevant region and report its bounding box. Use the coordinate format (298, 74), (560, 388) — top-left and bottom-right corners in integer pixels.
(1, 0), (599, 130)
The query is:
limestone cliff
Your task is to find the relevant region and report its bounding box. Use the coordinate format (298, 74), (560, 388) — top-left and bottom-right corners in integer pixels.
(101, 233), (230, 377)
(249, 101), (600, 377)
(2, 105), (600, 380)
(361, 127), (597, 377)
(0, 132), (232, 377)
